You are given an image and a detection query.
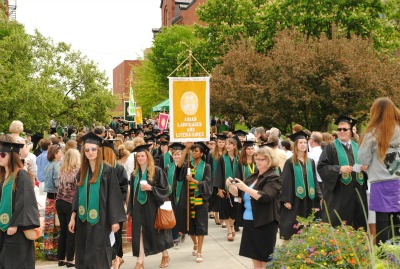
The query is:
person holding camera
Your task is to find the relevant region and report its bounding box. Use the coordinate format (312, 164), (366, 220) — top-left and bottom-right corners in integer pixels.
(226, 146), (281, 269)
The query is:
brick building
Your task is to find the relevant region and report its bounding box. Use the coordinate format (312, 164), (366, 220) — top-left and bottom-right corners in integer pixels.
(159, 0), (207, 27)
(112, 60), (141, 115)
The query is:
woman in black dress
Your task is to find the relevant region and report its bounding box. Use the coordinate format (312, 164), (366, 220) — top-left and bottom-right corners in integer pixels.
(0, 134), (40, 269)
(280, 130), (322, 240)
(226, 146), (281, 268)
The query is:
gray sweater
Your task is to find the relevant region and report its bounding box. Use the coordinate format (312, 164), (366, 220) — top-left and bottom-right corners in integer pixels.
(358, 125), (400, 183)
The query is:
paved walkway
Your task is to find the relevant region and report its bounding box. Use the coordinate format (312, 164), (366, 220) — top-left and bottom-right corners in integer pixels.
(35, 217), (276, 268)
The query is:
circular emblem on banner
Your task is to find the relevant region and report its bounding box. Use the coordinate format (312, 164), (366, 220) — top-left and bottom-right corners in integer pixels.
(297, 186), (304, 194)
(180, 91), (199, 116)
(161, 118), (166, 126)
(358, 172), (364, 179)
(309, 188), (315, 196)
(89, 209), (98, 220)
(0, 213), (9, 225)
(343, 173), (349, 179)
(79, 206), (85, 216)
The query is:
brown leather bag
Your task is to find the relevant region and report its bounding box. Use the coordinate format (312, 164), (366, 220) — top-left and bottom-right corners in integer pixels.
(154, 203), (176, 230)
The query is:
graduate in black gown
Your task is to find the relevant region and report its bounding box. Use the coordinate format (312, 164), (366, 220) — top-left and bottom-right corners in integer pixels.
(280, 131), (322, 240)
(174, 142), (213, 263)
(317, 115), (368, 230)
(215, 137), (239, 242)
(0, 135), (40, 269)
(103, 141), (129, 269)
(68, 132), (126, 269)
(127, 144), (173, 269)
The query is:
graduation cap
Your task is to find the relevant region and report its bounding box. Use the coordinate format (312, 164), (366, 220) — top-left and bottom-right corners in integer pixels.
(132, 144), (152, 153)
(242, 141), (255, 148)
(289, 130), (309, 142)
(144, 132), (154, 138)
(145, 137), (156, 143)
(133, 128), (143, 136)
(122, 131), (131, 137)
(156, 133), (170, 141)
(160, 140), (169, 146)
(232, 130), (248, 137)
(169, 142), (185, 151)
(216, 134), (227, 141)
(0, 140), (25, 154)
(121, 121), (129, 127)
(80, 132), (105, 146)
(259, 141), (275, 148)
(153, 129), (161, 135)
(103, 139), (116, 149)
(210, 136), (216, 142)
(334, 114), (358, 127)
(192, 142), (209, 155)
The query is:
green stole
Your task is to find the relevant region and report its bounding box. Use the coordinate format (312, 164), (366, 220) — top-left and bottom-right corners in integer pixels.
(167, 163), (176, 196)
(0, 175), (14, 231)
(191, 159), (205, 197)
(223, 154), (237, 191)
(333, 139), (364, 185)
(242, 163), (255, 180)
(78, 164), (103, 225)
(293, 160), (316, 199)
(133, 168), (148, 205)
(163, 152), (172, 168)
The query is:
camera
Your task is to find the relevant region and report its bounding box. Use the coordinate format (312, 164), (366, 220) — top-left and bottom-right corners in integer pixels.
(230, 178), (239, 184)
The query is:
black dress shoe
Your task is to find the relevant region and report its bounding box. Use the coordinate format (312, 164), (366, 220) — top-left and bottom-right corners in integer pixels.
(66, 262), (76, 268)
(58, 261), (67, 266)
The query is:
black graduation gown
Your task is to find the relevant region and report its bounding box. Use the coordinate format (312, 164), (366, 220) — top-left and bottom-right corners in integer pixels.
(72, 163), (126, 269)
(173, 162), (213, 234)
(0, 170), (40, 269)
(127, 166), (173, 257)
(206, 153), (220, 212)
(317, 142), (368, 230)
(280, 159), (322, 240)
(158, 153), (173, 170)
(214, 155), (238, 219)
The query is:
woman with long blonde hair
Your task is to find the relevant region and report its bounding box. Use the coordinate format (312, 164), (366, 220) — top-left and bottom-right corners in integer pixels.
(280, 130), (322, 240)
(56, 149), (80, 267)
(68, 132), (125, 269)
(127, 144), (173, 269)
(359, 97), (400, 245)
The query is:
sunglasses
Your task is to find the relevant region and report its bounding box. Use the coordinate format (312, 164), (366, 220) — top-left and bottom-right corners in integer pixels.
(337, 128), (350, 132)
(0, 152), (7, 158)
(84, 147), (99, 152)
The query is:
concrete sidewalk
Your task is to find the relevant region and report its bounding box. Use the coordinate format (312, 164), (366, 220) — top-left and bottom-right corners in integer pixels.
(35, 218), (271, 268)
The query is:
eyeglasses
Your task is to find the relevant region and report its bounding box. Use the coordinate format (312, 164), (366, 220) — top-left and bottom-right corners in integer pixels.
(254, 158), (267, 162)
(84, 147), (99, 152)
(0, 152), (7, 158)
(337, 128), (350, 132)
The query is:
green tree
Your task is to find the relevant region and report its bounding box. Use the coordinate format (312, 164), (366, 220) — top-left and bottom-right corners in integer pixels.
(0, 10), (117, 132)
(211, 29), (400, 132)
(133, 25), (208, 117)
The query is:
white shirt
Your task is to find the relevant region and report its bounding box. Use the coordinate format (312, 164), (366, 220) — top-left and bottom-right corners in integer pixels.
(124, 152), (136, 180)
(308, 146), (323, 182)
(285, 150), (293, 160)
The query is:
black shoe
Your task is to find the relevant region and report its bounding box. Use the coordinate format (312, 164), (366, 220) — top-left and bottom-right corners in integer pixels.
(234, 226), (240, 232)
(66, 263), (76, 268)
(46, 255), (58, 261)
(58, 261), (67, 266)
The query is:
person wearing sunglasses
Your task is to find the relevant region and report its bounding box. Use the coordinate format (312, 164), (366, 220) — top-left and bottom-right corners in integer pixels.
(0, 134), (40, 268)
(68, 132), (126, 269)
(318, 114), (368, 231)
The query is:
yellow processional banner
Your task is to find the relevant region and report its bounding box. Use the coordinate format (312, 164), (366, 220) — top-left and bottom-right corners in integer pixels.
(169, 77), (210, 142)
(135, 107), (143, 124)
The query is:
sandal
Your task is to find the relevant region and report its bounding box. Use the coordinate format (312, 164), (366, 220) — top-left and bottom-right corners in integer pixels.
(159, 255), (170, 268)
(221, 223), (227, 228)
(231, 226), (236, 237)
(192, 244), (198, 256)
(196, 253), (203, 263)
(134, 262), (144, 269)
(227, 233), (234, 242)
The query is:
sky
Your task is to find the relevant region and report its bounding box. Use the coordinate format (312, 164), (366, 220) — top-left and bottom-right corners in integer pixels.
(16, 0), (161, 87)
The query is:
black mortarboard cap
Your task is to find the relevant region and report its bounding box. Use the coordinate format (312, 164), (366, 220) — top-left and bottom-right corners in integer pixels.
(289, 130), (309, 142)
(134, 128), (143, 135)
(144, 132), (154, 138)
(210, 136), (216, 141)
(0, 140), (24, 154)
(216, 134), (227, 141)
(153, 129), (161, 135)
(160, 141), (169, 146)
(122, 131), (131, 137)
(193, 142), (209, 155)
(121, 121), (129, 127)
(103, 139), (116, 149)
(145, 137), (155, 143)
(168, 142), (185, 151)
(156, 133), (170, 141)
(334, 114), (358, 127)
(242, 141), (255, 148)
(259, 141), (275, 148)
(80, 132), (105, 146)
(232, 130), (248, 137)
(132, 144), (152, 153)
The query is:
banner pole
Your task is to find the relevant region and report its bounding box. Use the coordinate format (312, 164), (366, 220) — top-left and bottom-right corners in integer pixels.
(186, 51), (193, 231)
